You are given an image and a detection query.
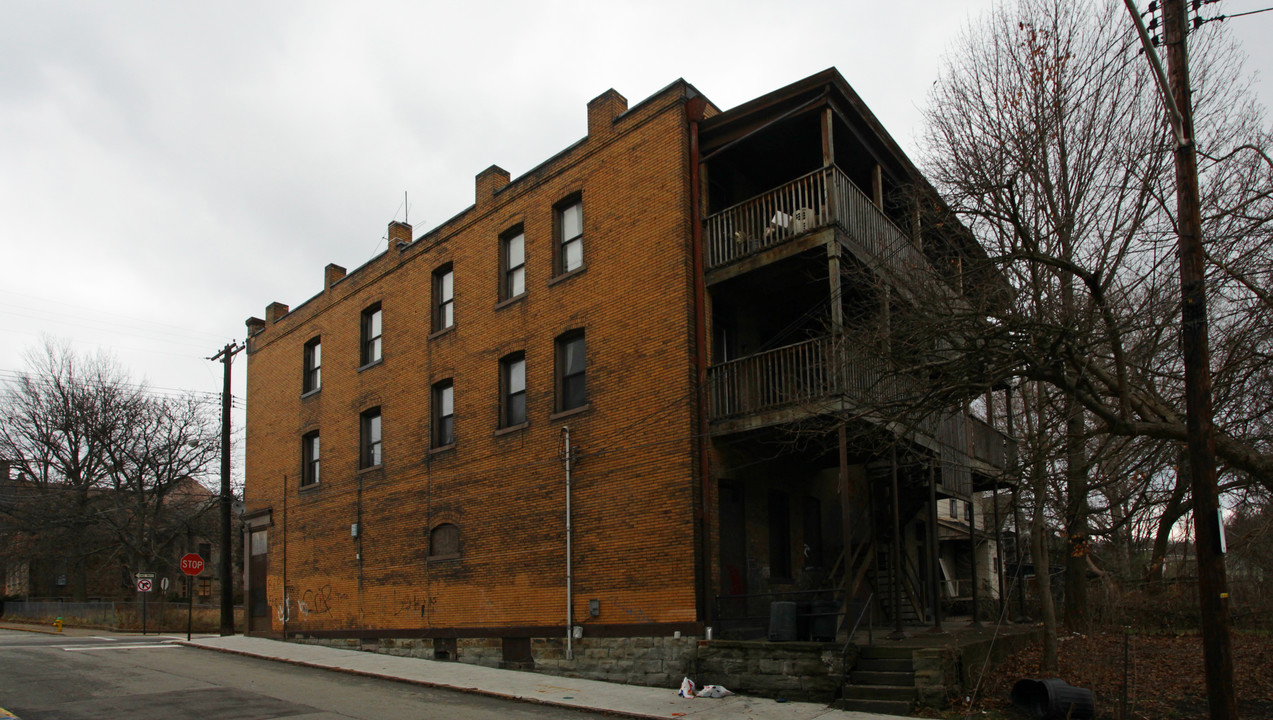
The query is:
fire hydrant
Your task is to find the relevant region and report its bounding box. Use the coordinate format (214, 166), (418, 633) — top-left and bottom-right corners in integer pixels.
(53, 617), (63, 632)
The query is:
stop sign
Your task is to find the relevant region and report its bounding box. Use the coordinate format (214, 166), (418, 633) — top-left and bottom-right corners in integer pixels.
(180, 553), (205, 576)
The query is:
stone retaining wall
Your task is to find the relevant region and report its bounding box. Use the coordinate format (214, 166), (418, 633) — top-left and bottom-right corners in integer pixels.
(292, 635), (845, 702)
(693, 640), (846, 702)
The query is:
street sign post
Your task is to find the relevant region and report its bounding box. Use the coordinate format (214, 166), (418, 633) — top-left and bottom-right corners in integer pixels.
(180, 553), (205, 641)
(135, 572), (155, 635)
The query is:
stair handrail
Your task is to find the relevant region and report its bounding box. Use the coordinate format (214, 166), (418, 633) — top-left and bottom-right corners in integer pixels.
(899, 546), (928, 621)
(839, 591), (875, 702)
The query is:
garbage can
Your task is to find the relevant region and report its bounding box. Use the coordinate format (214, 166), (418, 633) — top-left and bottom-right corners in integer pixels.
(1011, 678), (1095, 719)
(768, 601), (797, 642)
(810, 600), (838, 642)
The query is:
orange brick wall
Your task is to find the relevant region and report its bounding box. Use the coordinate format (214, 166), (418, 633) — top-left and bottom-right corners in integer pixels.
(244, 84), (706, 637)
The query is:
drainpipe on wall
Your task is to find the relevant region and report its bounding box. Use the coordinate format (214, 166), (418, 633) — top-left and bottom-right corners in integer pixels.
(282, 473), (288, 638)
(563, 426), (574, 661)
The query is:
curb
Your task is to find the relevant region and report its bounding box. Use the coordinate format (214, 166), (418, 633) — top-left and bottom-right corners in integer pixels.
(178, 641), (665, 719)
(0, 622), (65, 636)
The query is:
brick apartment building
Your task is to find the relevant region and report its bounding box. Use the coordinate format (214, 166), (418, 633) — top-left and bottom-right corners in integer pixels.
(242, 68), (1014, 693)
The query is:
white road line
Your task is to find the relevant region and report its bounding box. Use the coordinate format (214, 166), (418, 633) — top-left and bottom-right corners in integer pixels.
(63, 644), (179, 651)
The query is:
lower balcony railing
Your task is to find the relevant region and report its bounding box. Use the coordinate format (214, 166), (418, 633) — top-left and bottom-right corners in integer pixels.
(708, 337), (837, 420)
(708, 338), (1011, 477)
(707, 336), (900, 420)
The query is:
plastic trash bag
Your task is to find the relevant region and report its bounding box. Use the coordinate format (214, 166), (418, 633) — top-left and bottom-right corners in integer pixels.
(697, 684), (733, 698)
(678, 677), (697, 698)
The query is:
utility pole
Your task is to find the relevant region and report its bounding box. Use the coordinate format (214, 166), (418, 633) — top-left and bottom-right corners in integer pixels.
(1162, 2), (1236, 717)
(1126, 1), (1237, 716)
(210, 341), (244, 637)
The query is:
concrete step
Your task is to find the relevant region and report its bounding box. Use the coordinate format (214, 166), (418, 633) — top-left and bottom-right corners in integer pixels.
(842, 683), (918, 701)
(836, 697), (914, 715)
(849, 670), (915, 686)
(855, 656), (914, 673)
(859, 645), (915, 660)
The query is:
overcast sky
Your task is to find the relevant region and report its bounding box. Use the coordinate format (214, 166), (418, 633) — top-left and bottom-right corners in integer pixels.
(2, 0), (1271, 418)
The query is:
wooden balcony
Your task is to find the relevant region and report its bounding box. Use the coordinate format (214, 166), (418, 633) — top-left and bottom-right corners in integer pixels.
(707, 336), (901, 423)
(704, 166), (928, 282)
(707, 338), (1013, 477)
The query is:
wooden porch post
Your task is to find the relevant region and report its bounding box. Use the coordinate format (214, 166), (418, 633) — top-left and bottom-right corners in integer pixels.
(927, 460), (943, 632)
(889, 445), (906, 638)
(872, 164), (884, 211)
(968, 493), (982, 627)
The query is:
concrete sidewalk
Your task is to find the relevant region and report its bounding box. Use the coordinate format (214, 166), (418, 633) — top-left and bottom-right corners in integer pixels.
(181, 635), (915, 720)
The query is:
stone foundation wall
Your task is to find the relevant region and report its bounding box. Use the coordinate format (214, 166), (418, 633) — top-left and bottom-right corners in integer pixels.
(694, 640), (845, 702)
(291, 635), (845, 702)
(292, 635), (699, 689)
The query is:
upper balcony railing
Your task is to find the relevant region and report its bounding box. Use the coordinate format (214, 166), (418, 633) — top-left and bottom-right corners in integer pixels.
(704, 166), (929, 282)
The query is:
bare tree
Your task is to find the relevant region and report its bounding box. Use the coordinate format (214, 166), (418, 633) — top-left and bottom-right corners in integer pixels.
(101, 392), (220, 584)
(0, 340), (221, 599)
(779, 1), (1273, 674)
(0, 341), (131, 599)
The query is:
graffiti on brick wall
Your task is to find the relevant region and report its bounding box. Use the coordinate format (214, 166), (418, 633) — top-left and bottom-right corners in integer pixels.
(272, 585), (344, 621)
(393, 588), (431, 617)
(298, 584), (340, 617)
(611, 601), (654, 623)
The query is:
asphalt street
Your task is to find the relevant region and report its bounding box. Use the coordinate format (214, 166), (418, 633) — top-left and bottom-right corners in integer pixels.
(0, 629), (605, 719)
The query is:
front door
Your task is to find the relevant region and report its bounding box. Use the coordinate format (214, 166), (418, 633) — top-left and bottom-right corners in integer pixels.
(247, 529), (270, 633)
(718, 481), (747, 596)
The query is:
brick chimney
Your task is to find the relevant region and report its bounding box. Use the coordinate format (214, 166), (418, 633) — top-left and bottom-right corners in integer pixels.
(325, 263), (347, 290)
(245, 317), (265, 336)
(266, 302), (289, 324)
(475, 165), (511, 211)
(388, 221), (412, 252)
(587, 89), (628, 140)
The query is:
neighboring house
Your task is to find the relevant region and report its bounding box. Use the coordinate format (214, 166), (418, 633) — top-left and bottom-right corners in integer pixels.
(241, 69), (1013, 682)
(0, 459), (225, 602)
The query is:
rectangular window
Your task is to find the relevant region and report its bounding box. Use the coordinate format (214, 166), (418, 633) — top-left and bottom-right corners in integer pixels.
(556, 197), (583, 274)
(361, 304), (382, 365)
(361, 408), (382, 468)
(303, 337), (321, 393)
(433, 264), (454, 332)
(501, 353), (526, 427)
(501, 228), (525, 300)
(301, 431), (320, 486)
(250, 530), (268, 556)
(556, 330), (586, 411)
(433, 380), (455, 448)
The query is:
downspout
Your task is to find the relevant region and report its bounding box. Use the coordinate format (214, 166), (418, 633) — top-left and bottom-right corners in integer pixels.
(282, 473), (288, 638)
(563, 426), (574, 660)
(687, 95), (713, 627)
(357, 466), (364, 623)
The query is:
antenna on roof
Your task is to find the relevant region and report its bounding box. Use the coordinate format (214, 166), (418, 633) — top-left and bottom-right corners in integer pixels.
(404, 191), (409, 224)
